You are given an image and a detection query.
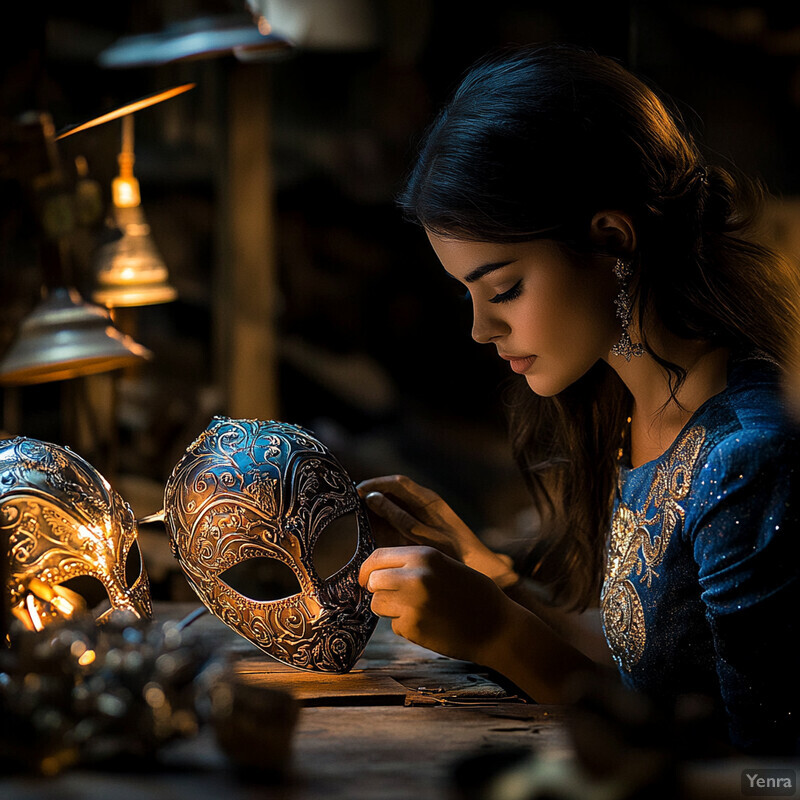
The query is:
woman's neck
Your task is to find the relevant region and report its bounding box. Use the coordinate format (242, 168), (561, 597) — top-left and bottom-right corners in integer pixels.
(610, 337), (730, 468)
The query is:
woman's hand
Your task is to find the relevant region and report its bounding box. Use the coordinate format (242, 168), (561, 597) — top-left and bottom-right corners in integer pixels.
(358, 545), (513, 665)
(360, 545), (600, 703)
(357, 474), (518, 588)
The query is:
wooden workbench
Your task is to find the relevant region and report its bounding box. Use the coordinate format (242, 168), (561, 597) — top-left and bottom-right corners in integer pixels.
(3, 603), (793, 799)
(0, 603), (571, 800)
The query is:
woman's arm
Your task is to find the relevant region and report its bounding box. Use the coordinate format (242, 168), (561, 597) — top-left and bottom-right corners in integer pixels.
(359, 544), (601, 703)
(357, 474), (614, 667)
(687, 434), (800, 754)
(503, 579), (615, 666)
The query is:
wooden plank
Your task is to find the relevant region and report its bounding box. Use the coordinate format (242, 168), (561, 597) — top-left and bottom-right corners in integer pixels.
(233, 669), (408, 706)
(0, 604), (572, 799)
(288, 705), (571, 800)
(209, 612), (521, 706)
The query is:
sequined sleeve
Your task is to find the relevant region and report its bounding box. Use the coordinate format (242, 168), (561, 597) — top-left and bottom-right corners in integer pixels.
(687, 428), (800, 754)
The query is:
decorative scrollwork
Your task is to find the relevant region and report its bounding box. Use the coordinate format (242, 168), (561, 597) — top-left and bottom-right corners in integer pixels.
(0, 437), (152, 628)
(601, 426), (706, 671)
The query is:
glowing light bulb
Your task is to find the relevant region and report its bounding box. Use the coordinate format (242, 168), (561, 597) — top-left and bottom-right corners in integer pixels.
(113, 175), (141, 208)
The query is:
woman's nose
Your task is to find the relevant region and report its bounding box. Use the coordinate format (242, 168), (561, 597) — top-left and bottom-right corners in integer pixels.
(471, 307), (506, 344)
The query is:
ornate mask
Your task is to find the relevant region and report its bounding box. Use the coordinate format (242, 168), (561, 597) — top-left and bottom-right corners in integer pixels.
(163, 417), (377, 673)
(0, 436), (152, 630)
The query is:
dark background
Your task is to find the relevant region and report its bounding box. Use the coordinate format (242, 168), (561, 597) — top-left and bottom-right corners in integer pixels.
(3, 1), (800, 595)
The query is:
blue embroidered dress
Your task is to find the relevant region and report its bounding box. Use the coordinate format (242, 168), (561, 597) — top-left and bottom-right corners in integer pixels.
(601, 356), (800, 754)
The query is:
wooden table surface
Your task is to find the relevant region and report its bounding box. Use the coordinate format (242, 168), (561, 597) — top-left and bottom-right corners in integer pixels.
(3, 604), (795, 799)
(0, 603), (571, 800)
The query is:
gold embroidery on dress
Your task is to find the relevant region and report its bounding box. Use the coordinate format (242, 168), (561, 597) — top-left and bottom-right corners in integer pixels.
(601, 425), (706, 672)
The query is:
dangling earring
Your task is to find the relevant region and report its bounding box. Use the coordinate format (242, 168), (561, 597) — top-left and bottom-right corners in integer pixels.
(611, 258), (644, 361)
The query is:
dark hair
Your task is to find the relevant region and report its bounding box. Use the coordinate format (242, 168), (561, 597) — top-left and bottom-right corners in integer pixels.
(399, 43), (800, 609)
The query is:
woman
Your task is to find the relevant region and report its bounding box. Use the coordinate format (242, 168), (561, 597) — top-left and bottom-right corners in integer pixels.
(357, 43), (800, 755)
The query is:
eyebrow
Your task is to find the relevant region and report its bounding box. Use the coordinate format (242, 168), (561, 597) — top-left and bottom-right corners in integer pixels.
(464, 260), (515, 283)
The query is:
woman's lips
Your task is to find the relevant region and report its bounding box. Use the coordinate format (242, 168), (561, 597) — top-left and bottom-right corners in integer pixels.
(500, 354), (537, 374)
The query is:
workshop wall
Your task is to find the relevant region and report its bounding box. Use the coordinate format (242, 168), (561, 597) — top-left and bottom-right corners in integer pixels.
(3, 1), (800, 597)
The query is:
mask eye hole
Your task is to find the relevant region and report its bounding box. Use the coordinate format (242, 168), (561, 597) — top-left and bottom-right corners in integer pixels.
(59, 575), (109, 611)
(312, 510), (359, 581)
(219, 557), (301, 601)
(125, 540), (143, 587)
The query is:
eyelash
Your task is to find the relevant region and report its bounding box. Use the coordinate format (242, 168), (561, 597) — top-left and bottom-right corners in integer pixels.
(489, 280), (523, 304)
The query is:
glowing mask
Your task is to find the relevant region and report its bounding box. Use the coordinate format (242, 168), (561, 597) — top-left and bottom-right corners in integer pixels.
(0, 436), (152, 630)
(163, 417), (377, 673)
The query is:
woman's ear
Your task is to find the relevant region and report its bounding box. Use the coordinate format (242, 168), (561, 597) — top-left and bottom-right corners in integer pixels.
(589, 210), (636, 256)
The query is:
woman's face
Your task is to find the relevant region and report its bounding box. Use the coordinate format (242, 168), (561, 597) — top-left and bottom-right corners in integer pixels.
(426, 231), (620, 397)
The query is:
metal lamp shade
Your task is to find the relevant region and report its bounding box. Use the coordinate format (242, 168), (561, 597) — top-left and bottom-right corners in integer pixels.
(97, 14), (292, 68)
(0, 287), (152, 386)
(92, 205), (177, 308)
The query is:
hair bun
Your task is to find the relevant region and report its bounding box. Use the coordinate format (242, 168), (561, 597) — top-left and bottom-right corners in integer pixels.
(701, 164), (763, 235)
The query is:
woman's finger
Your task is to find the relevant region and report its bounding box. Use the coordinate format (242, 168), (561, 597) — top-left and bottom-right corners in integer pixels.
(370, 591), (401, 618)
(364, 492), (427, 538)
(367, 492), (466, 559)
(359, 549), (432, 619)
(363, 505), (407, 548)
(358, 545), (435, 586)
(364, 565), (403, 593)
(359, 545), (416, 587)
(358, 475), (444, 518)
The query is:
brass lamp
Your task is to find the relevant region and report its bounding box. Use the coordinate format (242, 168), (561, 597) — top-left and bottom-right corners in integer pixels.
(0, 112), (153, 387)
(0, 286), (152, 387)
(91, 114), (177, 308)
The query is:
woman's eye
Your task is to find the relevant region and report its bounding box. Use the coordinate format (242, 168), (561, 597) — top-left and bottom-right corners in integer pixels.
(489, 280), (523, 304)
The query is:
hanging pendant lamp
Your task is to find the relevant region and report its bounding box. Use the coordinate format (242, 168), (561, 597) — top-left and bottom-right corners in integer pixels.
(0, 286), (152, 386)
(91, 114), (177, 308)
(0, 112), (153, 387)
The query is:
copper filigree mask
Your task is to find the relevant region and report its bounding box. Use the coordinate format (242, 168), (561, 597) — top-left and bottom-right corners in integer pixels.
(163, 417), (377, 673)
(0, 437), (152, 630)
